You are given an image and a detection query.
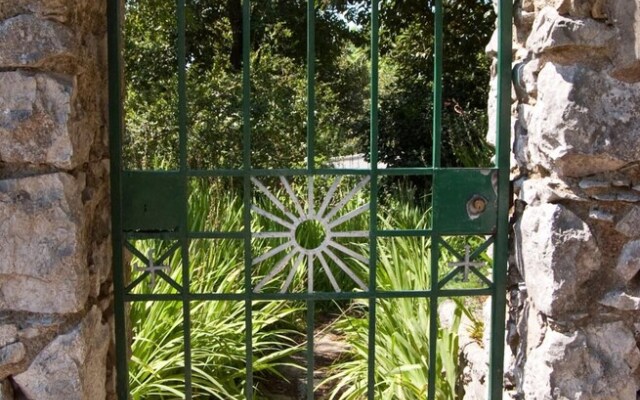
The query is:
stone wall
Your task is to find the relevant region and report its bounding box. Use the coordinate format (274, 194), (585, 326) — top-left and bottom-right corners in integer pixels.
(0, 1), (113, 399)
(504, 0), (640, 398)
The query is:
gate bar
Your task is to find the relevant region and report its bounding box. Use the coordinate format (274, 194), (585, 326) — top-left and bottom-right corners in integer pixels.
(306, 0), (316, 172)
(242, 0), (254, 397)
(489, 0), (513, 398)
(432, 0), (444, 168)
(428, 0), (445, 397)
(176, 0), (193, 397)
(107, 0), (128, 397)
(366, 0), (381, 398)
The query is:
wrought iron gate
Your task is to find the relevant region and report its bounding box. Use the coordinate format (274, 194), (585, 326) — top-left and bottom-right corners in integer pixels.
(108, 0), (513, 398)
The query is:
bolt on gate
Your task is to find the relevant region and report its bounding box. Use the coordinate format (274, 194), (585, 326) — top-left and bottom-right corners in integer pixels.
(108, 0), (513, 398)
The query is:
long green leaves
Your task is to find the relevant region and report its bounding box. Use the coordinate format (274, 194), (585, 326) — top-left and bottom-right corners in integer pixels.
(129, 183), (303, 399)
(130, 181), (477, 399)
(324, 200), (472, 400)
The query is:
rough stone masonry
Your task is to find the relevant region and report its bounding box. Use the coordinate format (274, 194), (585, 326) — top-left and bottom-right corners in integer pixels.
(487, 0), (640, 398)
(0, 1), (113, 399)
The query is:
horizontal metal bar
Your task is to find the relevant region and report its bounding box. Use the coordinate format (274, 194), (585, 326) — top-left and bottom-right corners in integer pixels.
(377, 229), (432, 237)
(125, 231), (435, 242)
(125, 231), (245, 240)
(377, 168), (435, 176)
(126, 167), (445, 178)
(439, 288), (493, 297)
(125, 167), (497, 176)
(124, 288), (493, 303)
(189, 231), (245, 239)
(125, 232), (182, 240)
(189, 168), (372, 177)
(127, 230), (436, 240)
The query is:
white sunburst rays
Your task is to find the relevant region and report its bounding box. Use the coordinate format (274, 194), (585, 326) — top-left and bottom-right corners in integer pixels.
(251, 175), (371, 293)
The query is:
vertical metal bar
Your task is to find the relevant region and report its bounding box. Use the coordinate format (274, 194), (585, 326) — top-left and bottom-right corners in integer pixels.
(432, 0), (444, 168)
(242, 0), (254, 397)
(108, 0), (128, 398)
(306, 300), (315, 399)
(367, 1), (380, 399)
(306, 0), (316, 171)
(176, 0), (193, 397)
(306, 3), (316, 397)
(427, 235), (440, 400)
(490, 0), (513, 398)
(429, 0), (444, 397)
(180, 258), (193, 400)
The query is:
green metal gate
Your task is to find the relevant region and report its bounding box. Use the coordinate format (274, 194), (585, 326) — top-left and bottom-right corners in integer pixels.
(108, 0), (512, 398)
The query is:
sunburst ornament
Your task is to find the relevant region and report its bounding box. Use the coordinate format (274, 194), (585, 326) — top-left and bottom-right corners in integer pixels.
(251, 175), (371, 293)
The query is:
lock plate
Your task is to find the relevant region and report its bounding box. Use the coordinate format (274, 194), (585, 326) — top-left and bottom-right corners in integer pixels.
(433, 168), (498, 234)
(121, 171), (184, 232)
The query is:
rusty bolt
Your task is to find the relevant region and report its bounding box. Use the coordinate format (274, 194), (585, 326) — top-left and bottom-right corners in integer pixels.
(472, 198), (486, 213)
(467, 195), (487, 216)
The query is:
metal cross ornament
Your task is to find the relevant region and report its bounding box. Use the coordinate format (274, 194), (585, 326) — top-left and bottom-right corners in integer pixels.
(447, 244), (486, 282)
(135, 248), (171, 288)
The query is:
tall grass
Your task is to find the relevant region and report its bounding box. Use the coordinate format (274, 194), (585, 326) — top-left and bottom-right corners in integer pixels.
(129, 179), (478, 399)
(129, 184), (303, 399)
(324, 198), (479, 400)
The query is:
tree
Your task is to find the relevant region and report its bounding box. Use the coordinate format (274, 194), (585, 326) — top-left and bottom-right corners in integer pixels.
(368, 0), (495, 169)
(122, 0), (495, 171)
(123, 0), (370, 170)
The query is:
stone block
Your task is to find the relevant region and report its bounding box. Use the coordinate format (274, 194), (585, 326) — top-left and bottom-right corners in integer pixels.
(533, 0), (606, 18)
(14, 307), (109, 400)
(615, 240), (640, 282)
(520, 177), (582, 205)
(0, 0), (106, 32)
(0, 173), (89, 314)
(527, 7), (616, 56)
(517, 203), (600, 317)
(588, 206), (614, 222)
(599, 290), (640, 311)
(0, 326), (17, 349)
(0, 71), (89, 169)
(518, 60), (540, 102)
(524, 323), (639, 399)
(0, 14), (77, 68)
(615, 207), (640, 238)
(0, 343), (26, 379)
(529, 62), (640, 176)
(607, 1), (640, 82)
(533, 0), (566, 12)
(0, 0), (68, 23)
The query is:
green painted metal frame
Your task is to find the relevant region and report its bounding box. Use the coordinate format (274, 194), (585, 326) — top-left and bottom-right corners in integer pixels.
(108, 0), (513, 398)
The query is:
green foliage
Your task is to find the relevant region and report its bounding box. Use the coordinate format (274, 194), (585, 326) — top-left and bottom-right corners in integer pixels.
(129, 180), (482, 399)
(129, 185), (303, 399)
(123, 0), (370, 170)
(123, 0), (494, 171)
(323, 201), (474, 400)
(369, 0), (496, 169)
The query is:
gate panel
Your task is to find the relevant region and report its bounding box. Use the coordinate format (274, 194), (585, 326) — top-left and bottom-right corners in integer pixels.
(108, 0), (513, 398)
